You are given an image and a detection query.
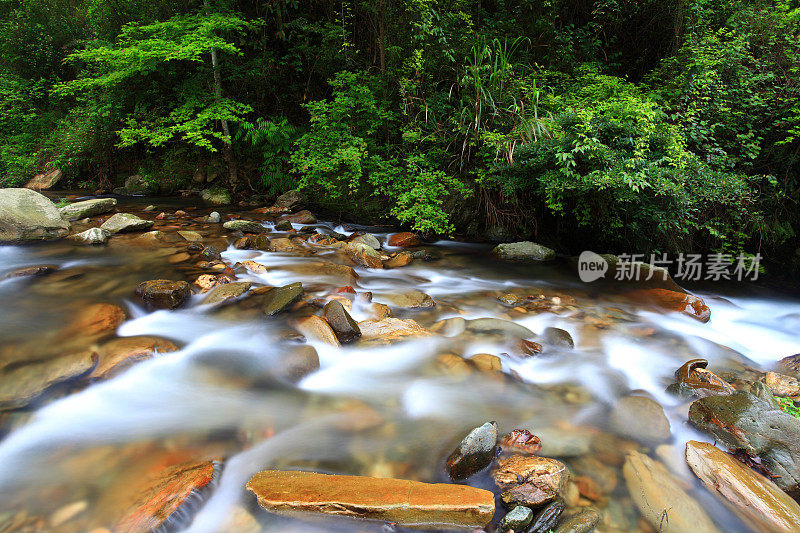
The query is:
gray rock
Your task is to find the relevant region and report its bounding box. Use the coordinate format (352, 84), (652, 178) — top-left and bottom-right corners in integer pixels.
(0, 188), (70, 242)
(273, 189), (306, 210)
(350, 233), (381, 250)
(262, 282), (303, 316)
(207, 211), (221, 223)
(223, 220), (267, 233)
(689, 386), (800, 496)
(274, 220), (293, 231)
(445, 421), (498, 480)
(274, 345), (319, 383)
(203, 281), (252, 305)
(322, 300), (361, 343)
(59, 198), (117, 221)
(609, 395), (671, 445)
(68, 228), (110, 245)
(465, 317), (535, 339)
(543, 327), (574, 348)
(100, 213), (153, 233)
(201, 187), (231, 206)
(492, 241), (556, 262)
(498, 506), (533, 532)
(124, 174), (157, 195)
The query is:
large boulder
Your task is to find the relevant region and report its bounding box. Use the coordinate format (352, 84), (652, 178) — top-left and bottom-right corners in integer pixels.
(688, 385), (800, 496)
(246, 470), (494, 529)
(272, 189), (306, 210)
(0, 188), (70, 242)
(491, 241), (556, 262)
(25, 168), (62, 190)
(123, 174), (158, 195)
(100, 213), (154, 234)
(201, 187), (231, 206)
(59, 198), (117, 221)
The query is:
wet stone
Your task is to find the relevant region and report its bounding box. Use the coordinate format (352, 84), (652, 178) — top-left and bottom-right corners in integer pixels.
(68, 228), (110, 245)
(499, 429), (542, 455)
(202, 281), (251, 305)
(669, 358), (735, 399)
(2, 264), (57, 280)
(222, 220), (267, 233)
(59, 198), (117, 221)
(0, 351), (97, 410)
(465, 318), (535, 339)
(350, 232), (381, 250)
(274, 220), (292, 231)
(388, 231), (421, 247)
(763, 371), (800, 397)
(322, 300), (361, 343)
(529, 499), (566, 533)
(274, 345), (319, 383)
(262, 282), (303, 316)
(100, 213), (153, 234)
(498, 505), (533, 532)
(608, 395), (671, 445)
(553, 508), (600, 533)
(446, 421), (498, 480)
(494, 455), (569, 507)
(384, 251), (413, 268)
(292, 315), (340, 346)
(135, 280), (190, 309)
(543, 327), (574, 348)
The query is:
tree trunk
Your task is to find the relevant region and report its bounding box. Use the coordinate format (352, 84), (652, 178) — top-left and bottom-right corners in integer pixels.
(378, 0), (386, 73)
(205, 0), (238, 189)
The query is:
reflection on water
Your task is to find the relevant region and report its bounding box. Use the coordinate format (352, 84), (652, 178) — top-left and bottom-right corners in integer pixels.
(0, 197), (798, 532)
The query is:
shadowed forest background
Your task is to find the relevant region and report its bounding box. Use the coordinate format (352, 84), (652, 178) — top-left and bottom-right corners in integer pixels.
(1, 0), (799, 265)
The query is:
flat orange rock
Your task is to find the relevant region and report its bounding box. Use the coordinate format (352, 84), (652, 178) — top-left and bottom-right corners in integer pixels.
(246, 470), (495, 528)
(628, 288), (711, 322)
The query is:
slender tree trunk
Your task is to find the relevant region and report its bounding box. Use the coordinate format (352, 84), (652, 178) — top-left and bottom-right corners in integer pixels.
(378, 0), (386, 73)
(204, 0), (238, 189)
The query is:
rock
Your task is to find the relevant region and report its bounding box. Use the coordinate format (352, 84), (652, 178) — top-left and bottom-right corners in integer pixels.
(222, 220), (267, 233)
(2, 264), (57, 280)
(446, 422), (498, 480)
(273, 220), (292, 231)
(499, 429), (543, 455)
(0, 188), (70, 242)
(497, 293), (520, 306)
(498, 506), (533, 532)
(369, 303), (392, 320)
(492, 241), (556, 262)
(465, 317), (535, 338)
(66, 303), (126, 339)
(135, 280), (190, 309)
(68, 227), (110, 245)
(669, 358), (735, 399)
(202, 281), (251, 305)
(272, 189), (306, 210)
(100, 213), (154, 234)
(430, 317), (467, 337)
(470, 353), (502, 374)
(388, 231), (421, 247)
(50, 500), (87, 527)
(246, 470), (494, 528)
(350, 233), (381, 250)
(689, 387), (800, 496)
(92, 336), (179, 379)
(609, 395), (671, 445)
(763, 371), (800, 397)
(0, 351), (97, 409)
(779, 354), (800, 377)
(201, 187), (231, 206)
(553, 508), (600, 533)
(344, 242), (383, 268)
(623, 451), (720, 533)
(25, 168), (62, 190)
(322, 300), (361, 343)
(193, 274), (229, 293)
(384, 289), (435, 309)
(529, 499), (566, 533)
(177, 230), (202, 242)
(115, 460), (217, 532)
(143, 204), (155, 211)
(292, 315), (340, 346)
(262, 282), (303, 316)
(384, 252), (413, 268)
(131, 230), (167, 246)
(241, 260), (268, 274)
(123, 174), (157, 195)
(357, 318), (433, 344)
(269, 237), (295, 252)
(494, 455), (569, 507)
(629, 288), (711, 322)
(59, 198), (117, 221)
(685, 440), (800, 532)
(543, 327), (574, 348)
(284, 210), (316, 225)
(274, 345), (319, 383)
(207, 211), (221, 223)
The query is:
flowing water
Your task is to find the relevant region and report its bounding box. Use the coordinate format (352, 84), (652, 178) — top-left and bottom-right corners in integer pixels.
(1, 195), (799, 532)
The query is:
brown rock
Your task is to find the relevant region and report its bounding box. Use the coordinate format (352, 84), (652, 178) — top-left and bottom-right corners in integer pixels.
(280, 261), (359, 286)
(292, 316), (340, 346)
(322, 300), (361, 343)
(499, 429), (542, 455)
(269, 238), (295, 253)
(246, 470), (495, 528)
(763, 371), (800, 397)
(135, 280), (190, 309)
(672, 358), (735, 398)
(384, 252), (414, 268)
(387, 232), (421, 247)
(92, 336), (178, 379)
(66, 303), (126, 339)
(494, 455), (569, 507)
(469, 353), (502, 374)
(1, 264), (57, 280)
(628, 288), (711, 322)
(284, 210), (317, 225)
(345, 242), (383, 269)
(369, 302), (392, 320)
(358, 318), (433, 344)
(384, 289), (435, 309)
(25, 168), (62, 190)
(115, 460), (217, 532)
(274, 345), (319, 383)
(686, 440), (800, 533)
(193, 274), (229, 293)
(202, 281), (251, 305)
(241, 260), (268, 274)
(0, 351), (97, 409)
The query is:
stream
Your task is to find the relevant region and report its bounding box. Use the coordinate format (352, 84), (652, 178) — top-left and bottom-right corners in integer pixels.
(1, 194), (799, 532)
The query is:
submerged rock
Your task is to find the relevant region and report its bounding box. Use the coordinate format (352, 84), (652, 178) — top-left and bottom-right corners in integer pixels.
(2, 264), (57, 280)
(222, 220), (267, 233)
(262, 282), (303, 316)
(322, 300), (361, 343)
(0, 351), (97, 410)
(100, 213), (153, 234)
(135, 280), (190, 309)
(629, 288), (711, 322)
(246, 470), (495, 528)
(92, 336), (179, 379)
(65, 303), (126, 339)
(491, 241), (556, 262)
(274, 345), (319, 383)
(445, 421), (498, 480)
(465, 317), (535, 338)
(609, 395), (671, 445)
(202, 281), (251, 305)
(553, 507), (600, 533)
(623, 451), (720, 533)
(685, 440), (800, 533)
(280, 261), (359, 286)
(68, 227), (110, 245)
(494, 455), (569, 507)
(59, 198), (117, 221)
(498, 505), (533, 532)
(0, 188), (70, 242)
(688, 387), (800, 496)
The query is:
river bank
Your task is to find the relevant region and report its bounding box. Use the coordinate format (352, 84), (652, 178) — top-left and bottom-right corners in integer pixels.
(1, 189), (800, 532)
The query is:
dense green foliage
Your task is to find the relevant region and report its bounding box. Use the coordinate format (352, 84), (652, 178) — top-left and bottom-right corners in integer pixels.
(1, 0), (799, 259)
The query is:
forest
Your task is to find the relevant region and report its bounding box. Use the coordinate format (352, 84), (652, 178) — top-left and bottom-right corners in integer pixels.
(1, 0), (799, 261)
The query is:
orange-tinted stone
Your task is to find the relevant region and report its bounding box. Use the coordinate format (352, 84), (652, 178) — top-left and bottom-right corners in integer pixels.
(629, 289), (711, 322)
(388, 232), (421, 247)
